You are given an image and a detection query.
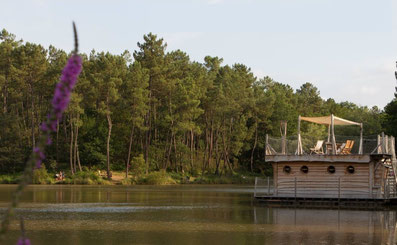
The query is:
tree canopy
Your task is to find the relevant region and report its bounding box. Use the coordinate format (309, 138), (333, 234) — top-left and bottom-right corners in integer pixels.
(0, 28), (394, 175)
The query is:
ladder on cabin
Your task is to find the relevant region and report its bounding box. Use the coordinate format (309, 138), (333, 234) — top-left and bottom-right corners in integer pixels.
(386, 172), (397, 198)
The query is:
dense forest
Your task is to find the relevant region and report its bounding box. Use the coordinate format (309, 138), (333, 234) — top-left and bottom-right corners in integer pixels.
(1, 29), (396, 178)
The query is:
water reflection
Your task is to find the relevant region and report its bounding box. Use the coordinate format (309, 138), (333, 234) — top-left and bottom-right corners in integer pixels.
(253, 206), (397, 244)
(0, 185), (396, 244)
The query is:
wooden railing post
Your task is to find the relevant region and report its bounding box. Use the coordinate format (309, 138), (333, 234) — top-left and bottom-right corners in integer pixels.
(369, 162), (373, 198)
(265, 134), (269, 156)
(382, 132), (386, 154)
(338, 177), (341, 201)
(267, 177), (270, 195)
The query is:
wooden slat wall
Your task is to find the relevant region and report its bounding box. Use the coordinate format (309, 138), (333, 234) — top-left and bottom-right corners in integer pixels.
(275, 162), (375, 198)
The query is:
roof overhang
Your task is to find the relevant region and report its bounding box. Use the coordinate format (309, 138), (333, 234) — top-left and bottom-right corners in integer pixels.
(300, 115), (361, 126)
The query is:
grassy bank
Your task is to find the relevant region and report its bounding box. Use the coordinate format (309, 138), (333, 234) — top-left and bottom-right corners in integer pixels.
(0, 168), (261, 185)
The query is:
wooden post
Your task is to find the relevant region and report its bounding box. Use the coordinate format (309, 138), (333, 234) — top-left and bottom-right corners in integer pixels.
(385, 135), (389, 154)
(377, 135), (381, 153)
(281, 121), (287, 155)
(338, 177), (341, 201)
(274, 163), (278, 197)
(327, 124), (331, 142)
(265, 134), (269, 156)
(297, 116), (302, 155)
(382, 132), (386, 154)
(390, 136), (397, 183)
(327, 124), (331, 154)
(267, 177), (270, 195)
(359, 123), (363, 155)
(369, 162), (373, 198)
(331, 114), (336, 155)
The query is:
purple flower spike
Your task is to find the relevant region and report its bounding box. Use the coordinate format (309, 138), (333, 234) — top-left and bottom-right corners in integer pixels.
(51, 55), (82, 124)
(32, 48), (82, 169)
(17, 238), (31, 245)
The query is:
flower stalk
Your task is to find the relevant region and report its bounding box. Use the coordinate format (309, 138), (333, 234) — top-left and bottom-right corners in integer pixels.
(0, 23), (82, 243)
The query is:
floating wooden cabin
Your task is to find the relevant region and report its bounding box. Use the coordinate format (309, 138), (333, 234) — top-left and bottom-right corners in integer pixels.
(254, 115), (397, 206)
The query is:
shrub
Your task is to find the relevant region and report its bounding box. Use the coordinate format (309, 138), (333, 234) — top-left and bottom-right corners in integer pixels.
(0, 174), (20, 184)
(130, 154), (146, 177)
(33, 165), (54, 184)
(63, 170), (110, 185)
(120, 177), (137, 185)
(138, 170), (176, 185)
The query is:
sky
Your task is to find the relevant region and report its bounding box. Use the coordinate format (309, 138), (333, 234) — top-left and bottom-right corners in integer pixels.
(1, 0), (397, 108)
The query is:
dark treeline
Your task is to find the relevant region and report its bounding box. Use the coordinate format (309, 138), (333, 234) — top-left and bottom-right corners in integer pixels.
(1, 29), (396, 177)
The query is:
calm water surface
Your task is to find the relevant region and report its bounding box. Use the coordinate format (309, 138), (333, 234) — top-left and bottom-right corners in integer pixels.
(0, 185), (396, 245)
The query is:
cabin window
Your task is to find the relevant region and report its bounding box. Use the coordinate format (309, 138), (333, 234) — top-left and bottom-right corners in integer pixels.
(347, 166), (355, 174)
(300, 165), (309, 173)
(283, 166), (291, 174)
(327, 165), (336, 174)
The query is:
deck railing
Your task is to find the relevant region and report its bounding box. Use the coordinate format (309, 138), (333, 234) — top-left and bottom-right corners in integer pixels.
(265, 133), (395, 156)
(254, 176), (397, 200)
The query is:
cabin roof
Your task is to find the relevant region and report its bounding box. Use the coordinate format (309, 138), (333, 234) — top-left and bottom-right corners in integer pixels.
(265, 154), (391, 163)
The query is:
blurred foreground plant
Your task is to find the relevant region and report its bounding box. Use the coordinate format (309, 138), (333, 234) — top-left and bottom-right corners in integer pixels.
(0, 23), (82, 244)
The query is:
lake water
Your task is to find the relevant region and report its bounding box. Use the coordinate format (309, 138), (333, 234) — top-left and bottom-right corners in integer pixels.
(0, 185), (396, 245)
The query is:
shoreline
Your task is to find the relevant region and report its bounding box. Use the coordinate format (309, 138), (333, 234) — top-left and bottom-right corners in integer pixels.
(0, 170), (261, 186)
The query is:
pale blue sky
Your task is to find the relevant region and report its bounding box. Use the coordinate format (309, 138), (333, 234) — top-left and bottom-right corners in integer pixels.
(1, 0), (396, 108)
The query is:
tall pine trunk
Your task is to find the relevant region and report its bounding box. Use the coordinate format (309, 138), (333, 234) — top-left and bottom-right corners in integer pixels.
(106, 113), (112, 180)
(126, 126), (135, 178)
(190, 129), (194, 171)
(250, 122), (258, 172)
(56, 120), (59, 164)
(202, 124), (208, 174)
(74, 115), (82, 172)
(29, 83), (35, 150)
(69, 117), (74, 175)
(207, 121), (214, 170)
(3, 78), (7, 113)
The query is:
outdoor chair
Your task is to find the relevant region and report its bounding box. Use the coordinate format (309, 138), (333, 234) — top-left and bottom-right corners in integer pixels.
(310, 140), (324, 154)
(340, 140), (354, 154)
(336, 143), (346, 154)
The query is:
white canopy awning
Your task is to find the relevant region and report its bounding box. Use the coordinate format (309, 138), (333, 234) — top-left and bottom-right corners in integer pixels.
(300, 115), (361, 126)
(296, 114), (363, 155)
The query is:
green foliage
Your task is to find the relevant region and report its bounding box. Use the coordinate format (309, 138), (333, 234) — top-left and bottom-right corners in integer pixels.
(137, 170), (176, 185)
(33, 165), (54, 184)
(193, 173), (256, 184)
(383, 99), (397, 137)
(63, 170), (110, 185)
(0, 174), (20, 184)
(130, 154), (146, 177)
